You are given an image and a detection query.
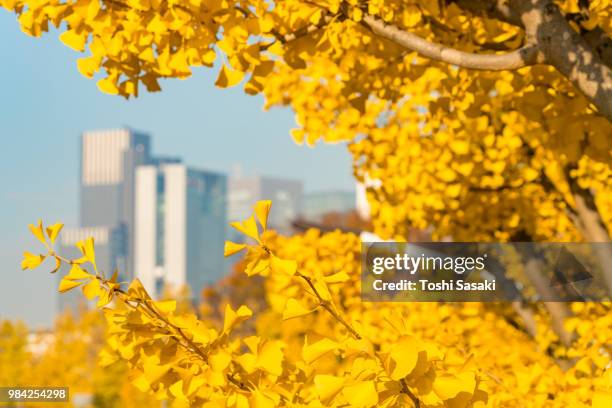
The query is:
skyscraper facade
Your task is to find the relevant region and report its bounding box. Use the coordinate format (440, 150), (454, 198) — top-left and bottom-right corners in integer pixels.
(134, 163), (227, 299)
(80, 129), (150, 227)
(300, 190), (356, 221)
(80, 129), (151, 278)
(59, 129), (227, 312)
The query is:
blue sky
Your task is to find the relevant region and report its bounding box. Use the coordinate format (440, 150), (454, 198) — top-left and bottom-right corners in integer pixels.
(0, 11), (355, 327)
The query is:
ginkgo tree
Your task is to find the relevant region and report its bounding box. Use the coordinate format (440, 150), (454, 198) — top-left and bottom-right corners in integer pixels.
(2, 0), (610, 251)
(0, 310), (160, 407)
(5, 0), (611, 345)
(20, 205), (612, 407)
(5, 0), (612, 406)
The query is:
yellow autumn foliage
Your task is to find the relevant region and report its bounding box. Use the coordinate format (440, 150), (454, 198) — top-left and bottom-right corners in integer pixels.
(3, 0), (610, 249)
(20, 207), (612, 407)
(0, 309), (158, 408)
(5, 1), (612, 406)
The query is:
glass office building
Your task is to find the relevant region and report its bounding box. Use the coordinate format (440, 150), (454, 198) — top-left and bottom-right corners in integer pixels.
(134, 163), (227, 299)
(59, 129), (227, 311)
(300, 190), (356, 221)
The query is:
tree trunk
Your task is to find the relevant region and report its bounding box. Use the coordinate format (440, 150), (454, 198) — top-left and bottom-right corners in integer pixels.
(572, 186), (612, 296)
(522, 257), (574, 347)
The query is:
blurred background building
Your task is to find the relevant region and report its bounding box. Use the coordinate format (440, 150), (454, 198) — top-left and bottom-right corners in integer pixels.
(58, 128), (362, 313)
(228, 171), (303, 237)
(59, 129), (227, 311)
(300, 190), (355, 222)
(134, 163), (227, 298)
(80, 129), (151, 277)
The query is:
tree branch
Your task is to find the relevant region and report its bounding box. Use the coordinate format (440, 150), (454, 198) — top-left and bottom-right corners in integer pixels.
(361, 14), (543, 70)
(517, 0), (612, 120)
(456, 0), (612, 120)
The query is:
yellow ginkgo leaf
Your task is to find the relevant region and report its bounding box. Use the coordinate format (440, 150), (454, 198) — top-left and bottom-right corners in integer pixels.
(244, 61), (275, 95)
(215, 64), (245, 88)
(282, 298), (314, 320)
(45, 223), (63, 244)
(302, 337), (338, 364)
(249, 389), (276, 408)
(128, 278), (152, 300)
(312, 279), (332, 302)
(82, 278), (101, 300)
(28, 219), (46, 245)
(245, 253), (270, 276)
(97, 78), (119, 95)
(270, 255), (297, 276)
(21, 252), (45, 270)
(169, 380), (187, 401)
(77, 57), (99, 78)
(50, 256), (61, 274)
(224, 241), (247, 257)
(324, 271), (350, 283)
(593, 390), (612, 408)
(143, 358), (172, 383)
(96, 287), (113, 308)
(256, 341), (284, 376)
(201, 49), (216, 66)
(65, 264), (93, 280)
(342, 381), (379, 408)
(432, 372), (476, 401)
(58, 277), (84, 293)
(385, 336), (420, 380)
(59, 29), (87, 52)
(76, 237), (96, 269)
(209, 350), (232, 372)
(254, 200), (272, 231)
(155, 300), (176, 314)
(291, 128), (305, 144)
(230, 215), (260, 242)
(223, 304), (253, 333)
(186, 377), (206, 396)
(314, 375), (345, 403)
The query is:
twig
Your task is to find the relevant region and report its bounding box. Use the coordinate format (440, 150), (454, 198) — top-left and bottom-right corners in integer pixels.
(297, 272), (361, 339)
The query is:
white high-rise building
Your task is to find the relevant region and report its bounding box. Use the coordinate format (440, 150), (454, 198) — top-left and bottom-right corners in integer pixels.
(59, 129), (227, 312)
(134, 163), (227, 299)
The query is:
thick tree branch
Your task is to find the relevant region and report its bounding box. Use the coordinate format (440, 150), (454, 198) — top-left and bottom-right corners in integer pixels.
(455, 0), (612, 120)
(515, 0), (612, 120)
(361, 14), (543, 70)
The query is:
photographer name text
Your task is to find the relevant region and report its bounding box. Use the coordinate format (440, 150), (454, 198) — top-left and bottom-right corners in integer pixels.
(372, 279), (496, 292)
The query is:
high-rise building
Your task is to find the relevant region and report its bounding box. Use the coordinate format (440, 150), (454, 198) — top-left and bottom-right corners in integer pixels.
(228, 174), (303, 236)
(300, 190), (356, 221)
(134, 163), (227, 299)
(80, 129), (150, 227)
(80, 129), (151, 279)
(59, 128), (227, 312)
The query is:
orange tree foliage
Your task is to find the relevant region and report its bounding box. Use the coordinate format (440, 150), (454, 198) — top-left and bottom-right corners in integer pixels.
(21, 212), (612, 407)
